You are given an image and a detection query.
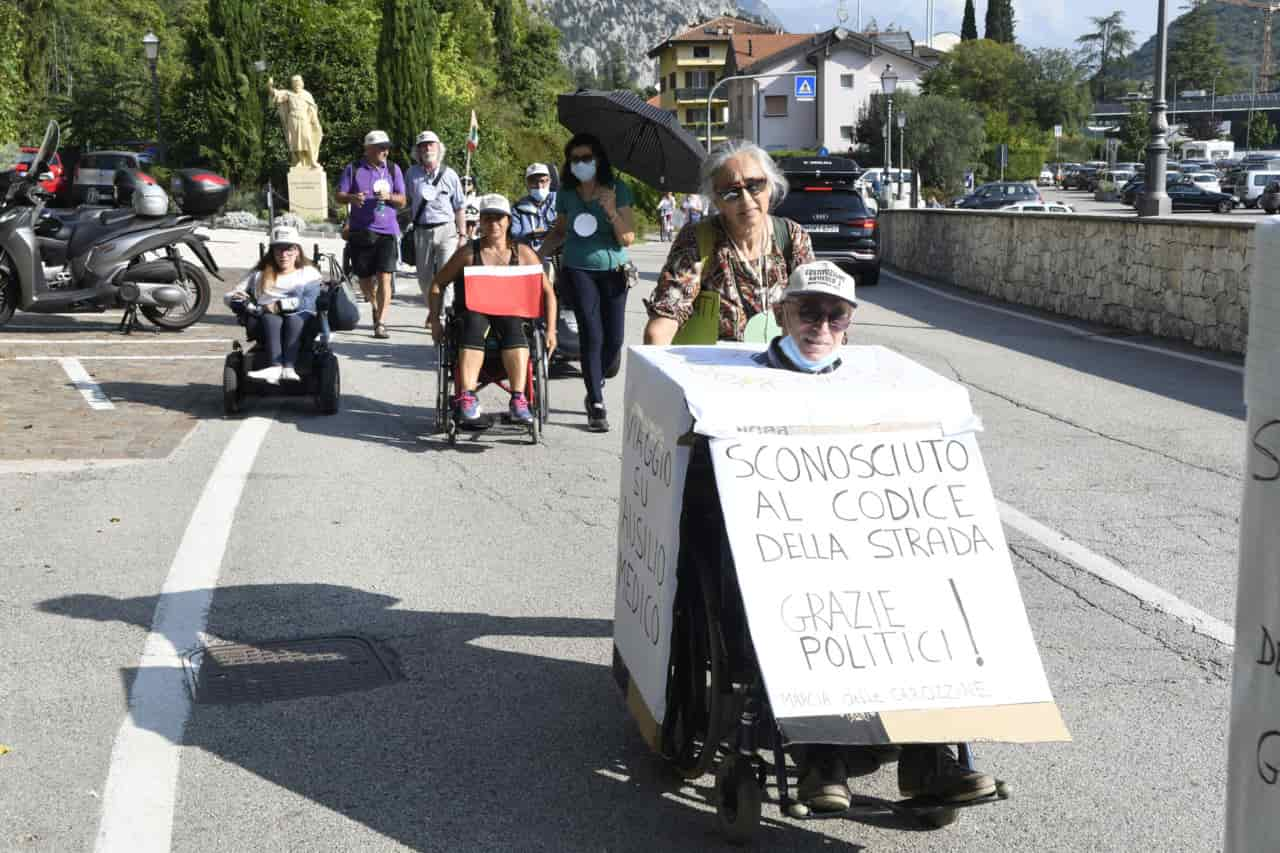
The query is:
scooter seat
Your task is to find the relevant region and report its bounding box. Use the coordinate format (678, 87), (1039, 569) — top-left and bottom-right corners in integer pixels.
(67, 211), (182, 259)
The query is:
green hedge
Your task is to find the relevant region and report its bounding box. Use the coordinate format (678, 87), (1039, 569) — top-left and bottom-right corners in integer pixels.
(984, 144), (1049, 181)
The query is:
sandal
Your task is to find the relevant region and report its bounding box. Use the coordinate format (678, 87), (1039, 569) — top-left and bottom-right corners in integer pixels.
(374, 323), (390, 339)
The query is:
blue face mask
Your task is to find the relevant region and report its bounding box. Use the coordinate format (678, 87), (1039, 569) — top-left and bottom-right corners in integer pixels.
(529, 186), (549, 202)
(779, 334), (840, 372)
(570, 160), (597, 183)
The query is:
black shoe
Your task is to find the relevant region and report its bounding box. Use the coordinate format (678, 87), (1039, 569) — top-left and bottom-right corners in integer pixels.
(585, 395), (609, 432)
(898, 746), (996, 803)
(797, 750), (851, 813)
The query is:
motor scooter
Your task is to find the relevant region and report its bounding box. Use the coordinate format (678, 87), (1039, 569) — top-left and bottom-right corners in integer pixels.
(0, 121), (221, 332)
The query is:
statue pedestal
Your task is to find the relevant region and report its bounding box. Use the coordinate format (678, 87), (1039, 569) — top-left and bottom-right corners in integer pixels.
(287, 165), (328, 222)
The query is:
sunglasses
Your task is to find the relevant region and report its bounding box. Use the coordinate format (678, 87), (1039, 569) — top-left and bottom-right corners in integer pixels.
(715, 178), (769, 203)
(792, 301), (854, 331)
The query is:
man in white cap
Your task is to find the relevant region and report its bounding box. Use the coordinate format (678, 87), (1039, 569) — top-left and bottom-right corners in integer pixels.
(405, 129), (467, 312)
(336, 130), (405, 338)
(752, 260), (857, 373)
(511, 163), (557, 254)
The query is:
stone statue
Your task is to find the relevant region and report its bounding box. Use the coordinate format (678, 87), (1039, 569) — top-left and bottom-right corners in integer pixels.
(267, 75), (323, 170)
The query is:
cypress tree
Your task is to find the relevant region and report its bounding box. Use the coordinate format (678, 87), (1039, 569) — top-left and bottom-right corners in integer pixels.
(493, 0), (517, 71)
(961, 0), (978, 40)
(377, 0), (436, 166)
(984, 0), (1015, 44)
(191, 0), (264, 182)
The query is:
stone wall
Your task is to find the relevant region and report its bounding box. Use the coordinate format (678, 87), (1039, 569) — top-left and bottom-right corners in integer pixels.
(879, 209), (1257, 354)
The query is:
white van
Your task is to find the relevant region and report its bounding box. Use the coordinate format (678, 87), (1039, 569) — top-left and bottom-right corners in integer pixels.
(1237, 171), (1280, 207)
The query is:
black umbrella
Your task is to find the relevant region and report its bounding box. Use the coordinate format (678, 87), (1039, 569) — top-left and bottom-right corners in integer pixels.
(557, 89), (706, 193)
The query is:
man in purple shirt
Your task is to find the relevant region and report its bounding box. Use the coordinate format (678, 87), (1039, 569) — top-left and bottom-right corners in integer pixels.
(337, 130), (406, 338)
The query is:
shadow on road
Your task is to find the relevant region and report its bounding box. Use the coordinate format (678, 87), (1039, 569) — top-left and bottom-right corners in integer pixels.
(859, 273), (1244, 420)
(39, 584), (866, 852)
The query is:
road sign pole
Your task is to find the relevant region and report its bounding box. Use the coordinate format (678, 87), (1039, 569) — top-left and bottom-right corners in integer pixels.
(706, 71), (813, 152)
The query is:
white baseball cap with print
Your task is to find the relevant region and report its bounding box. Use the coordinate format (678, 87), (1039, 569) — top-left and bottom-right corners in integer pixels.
(525, 163), (550, 178)
(364, 130), (391, 147)
(269, 225), (303, 249)
(782, 260), (857, 307)
(415, 130), (441, 147)
(477, 194), (511, 216)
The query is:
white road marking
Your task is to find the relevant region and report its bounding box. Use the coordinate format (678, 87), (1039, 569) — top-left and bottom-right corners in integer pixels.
(93, 415), (273, 853)
(998, 500), (1235, 646)
(1, 338), (230, 345)
(16, 355), (223, 361)
(58, 357), (115, 410)
(884, 270), (1245, 374)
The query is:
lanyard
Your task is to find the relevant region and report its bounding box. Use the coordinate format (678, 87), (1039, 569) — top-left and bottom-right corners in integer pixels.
(725, 221), (772, 331)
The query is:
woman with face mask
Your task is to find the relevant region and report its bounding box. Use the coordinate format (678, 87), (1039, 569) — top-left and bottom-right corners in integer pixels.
(538, 132), (635, 433)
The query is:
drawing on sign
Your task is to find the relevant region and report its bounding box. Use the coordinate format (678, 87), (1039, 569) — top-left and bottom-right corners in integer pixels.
(795, 76), (816, 101)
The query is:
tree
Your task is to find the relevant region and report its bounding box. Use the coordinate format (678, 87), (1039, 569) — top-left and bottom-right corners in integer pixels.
(0, 1), (25, 143)
(1075, 11), (1135, 100)
(1169, 0), (1236, 94)
(1117, 101), (1150, 160)
(923, 39), (1025, 122)
(1248, 112), (1278, 149)
(902, 94), (987, 193)
(961, 0), (978, 40)
(186, 0), (264, 182)
(984, 0), (1015, 44)
(377, 0), (436, 166)
(855, 90), (917, 167)
(491, 0), (517, 70)
(1026, 48), (1091, 131)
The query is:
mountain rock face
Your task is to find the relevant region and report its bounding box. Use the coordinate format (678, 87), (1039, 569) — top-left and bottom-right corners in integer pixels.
(1127, 3), (1273, 87)
(538, 0), (784, 87)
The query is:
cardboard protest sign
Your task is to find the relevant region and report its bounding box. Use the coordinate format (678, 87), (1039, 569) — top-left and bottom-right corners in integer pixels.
(1225, 219), (1280, 852)
(612, 349), (694, 748)
(709, 430), (1069, 745)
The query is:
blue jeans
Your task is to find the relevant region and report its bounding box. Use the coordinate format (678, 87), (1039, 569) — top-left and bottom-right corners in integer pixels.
(562, 267), (627, 407)
(247, 311), (312, 367)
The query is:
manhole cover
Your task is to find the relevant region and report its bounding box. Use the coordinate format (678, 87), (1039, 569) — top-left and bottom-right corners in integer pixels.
(184, 636), (398, 705)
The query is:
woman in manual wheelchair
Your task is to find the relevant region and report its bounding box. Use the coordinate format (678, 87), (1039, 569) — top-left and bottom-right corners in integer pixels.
(222, 225), (343, 415)
(662, 261), (1002, 842)
(427, 194), (557, 443)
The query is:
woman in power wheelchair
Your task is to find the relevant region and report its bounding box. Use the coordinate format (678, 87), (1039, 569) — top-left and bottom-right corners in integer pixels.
(222, 226), (344, 415)
(663, 262), (1001, 841)
(427, 194), (556, 442)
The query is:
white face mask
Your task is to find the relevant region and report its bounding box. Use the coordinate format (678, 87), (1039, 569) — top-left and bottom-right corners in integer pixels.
(570, 160), (597, 183)
(529, 186), (549, 202)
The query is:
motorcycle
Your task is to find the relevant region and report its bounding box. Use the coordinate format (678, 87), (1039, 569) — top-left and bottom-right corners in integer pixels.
(0, 121), (221, 332)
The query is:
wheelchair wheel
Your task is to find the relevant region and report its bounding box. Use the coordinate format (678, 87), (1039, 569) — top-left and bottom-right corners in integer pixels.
(222, 352), (243, 416)
(666, 556), (728, 780)
(314, 352), (340, 415)
(716, 754), (761, 846)
(914, 806), (960, 829)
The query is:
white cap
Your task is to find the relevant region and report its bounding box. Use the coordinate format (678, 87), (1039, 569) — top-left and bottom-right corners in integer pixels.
(269, 226), (302, 248)
(363, 130), (391, 147)
(415, 130), (441, 147)
(783, 261), (856, 307)
(477, 193), (511, 216)
(525, 163), (550, 178)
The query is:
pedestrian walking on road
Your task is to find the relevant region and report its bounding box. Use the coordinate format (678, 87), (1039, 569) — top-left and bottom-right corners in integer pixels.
(538, 132), (635, 433)
(643, 139), (813, 345)
(405, 130), (467, 321)
(224, 225), (323, 384)
(336, 130), (406, 339)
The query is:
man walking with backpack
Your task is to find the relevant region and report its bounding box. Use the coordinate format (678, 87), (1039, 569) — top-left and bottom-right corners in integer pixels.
(337, 130), (406, 339)
(405, 130), (467, 319)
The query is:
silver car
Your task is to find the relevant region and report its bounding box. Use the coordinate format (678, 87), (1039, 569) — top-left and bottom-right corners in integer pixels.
(73, 150), (142, 205)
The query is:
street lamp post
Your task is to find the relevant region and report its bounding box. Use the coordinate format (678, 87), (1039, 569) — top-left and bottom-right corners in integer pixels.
(1138, 0), (1171, 217)
(897, 111), (906, 200)
(142, 32), (162, 165)
(1210, 69), (1222, 132)
(880, 64), (898, 209)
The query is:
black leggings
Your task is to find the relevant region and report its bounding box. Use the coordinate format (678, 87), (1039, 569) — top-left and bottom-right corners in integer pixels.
(459, 312), (527, 351)
(247, 311), (311, 366)
(563, 267), (627, 406)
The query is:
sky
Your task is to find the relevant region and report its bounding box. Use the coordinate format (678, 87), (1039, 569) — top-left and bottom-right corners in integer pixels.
(766, 0), (1160, 54)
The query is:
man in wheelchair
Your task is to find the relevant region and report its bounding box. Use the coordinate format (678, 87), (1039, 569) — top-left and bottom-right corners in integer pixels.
(752, 262), (996, 813)
(426, 194), (557, 426)
(224, 226), (323, 384)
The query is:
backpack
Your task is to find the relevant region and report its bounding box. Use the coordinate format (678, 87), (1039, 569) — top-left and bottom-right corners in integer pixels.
(671, 216), (793, 345)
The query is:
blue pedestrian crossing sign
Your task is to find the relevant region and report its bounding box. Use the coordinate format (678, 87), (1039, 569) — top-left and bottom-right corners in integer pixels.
(794, 75), (817, 101)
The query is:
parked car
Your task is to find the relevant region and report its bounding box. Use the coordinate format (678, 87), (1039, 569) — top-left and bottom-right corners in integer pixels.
(1063, 167), (1099, 190)
(777, 157), (880, 285)
(1099, 169), (1136, 189)
(1037, 166), (1054, 186)
(1236, 170), (1280, 208)
(73, 150), (143, 205)
(1165, 182), (1237, 213)
(1182, 171), (1222, 194)
(953, 182), (1043, 209)
(998, 201), (1074, 213)
(1122, 174), (1180, 206)
(14, 147), (68, 200)
(1260, 181), (1280, 214)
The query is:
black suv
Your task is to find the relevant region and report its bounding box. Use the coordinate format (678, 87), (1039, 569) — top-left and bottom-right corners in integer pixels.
(775, 157), (880, 285)
(952, 182), (1043, 210)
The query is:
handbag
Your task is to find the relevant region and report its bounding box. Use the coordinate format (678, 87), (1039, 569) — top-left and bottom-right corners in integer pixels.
(621, 260), (640, 290)
(326, 275), (361, 331)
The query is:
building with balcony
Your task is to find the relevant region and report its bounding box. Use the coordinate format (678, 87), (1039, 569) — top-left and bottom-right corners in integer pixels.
(647, 15), (784, 146)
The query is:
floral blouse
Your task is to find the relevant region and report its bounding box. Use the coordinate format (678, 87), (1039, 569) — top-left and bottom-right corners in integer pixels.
(645, 215), (814, 341)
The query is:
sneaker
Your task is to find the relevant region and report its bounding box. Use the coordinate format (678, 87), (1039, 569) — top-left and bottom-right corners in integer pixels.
(455, 390), (483, 423)
(898, 746), (996, 803)
(797, 750), (852, 813)
(247, 365), (282, 384)
(279, 366), (301, 383)
(509, 392), (533, 424)
(585, 397), (609, 432)
(374, 323), (390, 339)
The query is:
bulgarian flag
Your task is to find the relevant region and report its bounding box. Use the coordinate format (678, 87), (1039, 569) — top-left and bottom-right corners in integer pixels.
(466, 110), (479, 152)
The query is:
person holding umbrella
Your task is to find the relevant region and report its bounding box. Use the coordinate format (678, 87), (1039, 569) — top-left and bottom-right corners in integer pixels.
(538, 132), (635, 433)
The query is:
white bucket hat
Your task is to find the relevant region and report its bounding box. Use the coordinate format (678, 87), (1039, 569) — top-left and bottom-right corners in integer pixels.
(477, 194), (511, 216)
(782, 260), (857, 307)
(363, 130), (391, 147)
(269, 225), (303, 249)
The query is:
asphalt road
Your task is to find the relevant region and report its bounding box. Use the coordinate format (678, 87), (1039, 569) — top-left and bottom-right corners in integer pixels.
(0, 237), (1241, 852)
